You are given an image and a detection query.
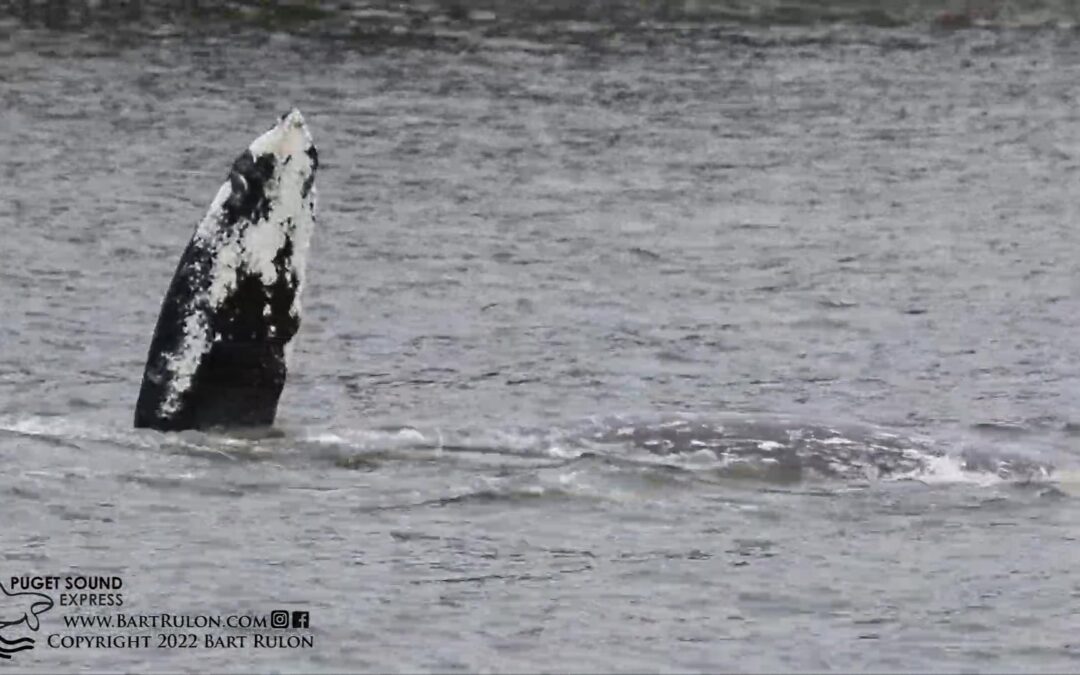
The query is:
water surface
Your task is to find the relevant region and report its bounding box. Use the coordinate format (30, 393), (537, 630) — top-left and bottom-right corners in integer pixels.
(2, 18), (1080, 672)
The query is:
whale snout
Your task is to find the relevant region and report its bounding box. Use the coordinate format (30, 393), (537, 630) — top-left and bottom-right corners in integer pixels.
(279, 108), (306, 128)
(249, 107), (315, 165)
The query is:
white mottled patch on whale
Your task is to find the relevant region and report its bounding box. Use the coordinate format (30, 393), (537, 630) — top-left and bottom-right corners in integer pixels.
(162, 309), (211, 416)
(201, 111), (317, 306)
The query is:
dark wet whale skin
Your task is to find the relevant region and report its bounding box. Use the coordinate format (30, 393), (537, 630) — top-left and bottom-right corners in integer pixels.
(134, 113), (318, 431)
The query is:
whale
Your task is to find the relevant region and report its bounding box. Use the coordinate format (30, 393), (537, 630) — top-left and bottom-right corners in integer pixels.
(0, 582), (53, 659)
(134, 110), (318, 431)
(0, 583), (53, 634)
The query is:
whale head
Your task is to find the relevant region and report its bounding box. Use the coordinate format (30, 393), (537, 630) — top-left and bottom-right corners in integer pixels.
(208, 108), (319, 245)
(189, 108), (319, 310)
(241, 109), (318, 217)
(134, 109), (320, 430)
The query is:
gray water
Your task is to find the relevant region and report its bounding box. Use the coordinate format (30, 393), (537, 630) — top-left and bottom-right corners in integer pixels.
(3, 16), (1080, 673)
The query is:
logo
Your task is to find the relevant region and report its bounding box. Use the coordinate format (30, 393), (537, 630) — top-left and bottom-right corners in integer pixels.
(291, 611), (309, 629)
(0, 582), (54, 660)
(0, 574), (314, 660)
(269, 610), (289, 629)
(269, 609), (309, 629)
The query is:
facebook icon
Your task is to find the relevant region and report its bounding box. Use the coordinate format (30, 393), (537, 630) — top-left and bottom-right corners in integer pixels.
(291, 611), (310, 629)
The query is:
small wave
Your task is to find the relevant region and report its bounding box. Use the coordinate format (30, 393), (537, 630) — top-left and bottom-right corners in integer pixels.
(14, 0), (1080, 37)
(0, 634), (35, 660)
(892, 454), (1014, 487)
(0, 412), (1063, 488)
(569, 413), (1064, 486)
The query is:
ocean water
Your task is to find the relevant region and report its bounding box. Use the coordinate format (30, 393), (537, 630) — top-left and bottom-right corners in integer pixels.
(3, 15), (1080, 672)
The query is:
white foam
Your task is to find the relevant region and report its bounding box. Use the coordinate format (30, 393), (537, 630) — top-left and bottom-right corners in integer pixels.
(159, 110), (318, 417)
(891, 453), (1004, 486)
(300, 427), (431, 448)
(546, 444), (584, 459)
(1048, 469), (1080, 497)
(821, 436), (855, 446)
(685, 448), (718, 464)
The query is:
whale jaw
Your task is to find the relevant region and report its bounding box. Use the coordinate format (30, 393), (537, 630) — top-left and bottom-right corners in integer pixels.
(134, 110), (318, 431)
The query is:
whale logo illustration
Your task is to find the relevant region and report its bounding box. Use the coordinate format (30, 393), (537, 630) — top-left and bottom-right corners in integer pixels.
(0, 582), (54, 660)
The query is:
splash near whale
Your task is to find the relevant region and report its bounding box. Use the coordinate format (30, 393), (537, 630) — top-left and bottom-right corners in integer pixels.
(134, 110), (318, 431)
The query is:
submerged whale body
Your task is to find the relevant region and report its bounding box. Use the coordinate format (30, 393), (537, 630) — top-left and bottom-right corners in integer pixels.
(134, 110), (318, 431)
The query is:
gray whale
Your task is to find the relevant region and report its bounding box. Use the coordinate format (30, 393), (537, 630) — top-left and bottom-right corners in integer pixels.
(135, 110), (318, 431)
